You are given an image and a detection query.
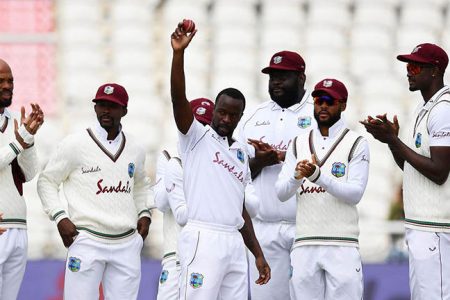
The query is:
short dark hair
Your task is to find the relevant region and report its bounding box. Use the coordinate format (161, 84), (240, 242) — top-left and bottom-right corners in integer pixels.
(215, 87), (246, 111)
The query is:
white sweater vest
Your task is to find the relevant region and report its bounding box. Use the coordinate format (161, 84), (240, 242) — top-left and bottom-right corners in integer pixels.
(38, 128), (150, 242)
(403, 93), (450, 232)
(293, 128), (362, 247)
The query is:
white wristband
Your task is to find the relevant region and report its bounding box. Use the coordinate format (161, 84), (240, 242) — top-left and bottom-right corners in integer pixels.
(307, 165), (320, 182)
(18, 125), (34, 145)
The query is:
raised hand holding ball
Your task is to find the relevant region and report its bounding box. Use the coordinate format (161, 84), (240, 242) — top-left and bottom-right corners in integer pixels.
(182, 19), (196, 33)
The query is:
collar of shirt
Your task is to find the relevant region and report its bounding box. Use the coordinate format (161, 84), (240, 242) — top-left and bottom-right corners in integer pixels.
(269, 88), (311, 112)
(0, 108), (11, 130)
(423, 85), (450, 110)
(314, 118), (346, 139)
(207, 124), (242, 150)
(0, 108), (11, 120)
(91, 121), (123, 148)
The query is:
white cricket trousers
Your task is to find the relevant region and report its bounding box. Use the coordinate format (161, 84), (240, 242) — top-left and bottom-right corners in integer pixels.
(290, 245), (363, 300)
(406, 229), (450, 300)
(64, 231), (143, 300)
(178, 221), (248, 300)
(157, 253), (180, 300)
(248, 220), (295, 300)
(0, 228), (27, 300)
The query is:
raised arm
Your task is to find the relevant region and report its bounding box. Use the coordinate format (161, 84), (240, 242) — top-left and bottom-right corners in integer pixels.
(170, 21), (197, 134)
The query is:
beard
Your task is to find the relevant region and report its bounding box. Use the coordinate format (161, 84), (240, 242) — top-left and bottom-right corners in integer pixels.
(269, 88), (299, 107)
(314, 110), (341, 128)
(0, 98), (12, 108)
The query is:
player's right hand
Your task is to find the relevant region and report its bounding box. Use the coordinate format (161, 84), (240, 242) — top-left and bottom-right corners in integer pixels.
(57, 218), (79, 248)
(170, 21), (197, 52)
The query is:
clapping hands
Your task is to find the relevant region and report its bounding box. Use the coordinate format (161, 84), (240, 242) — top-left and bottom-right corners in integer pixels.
(360, 113), (399, 144)
(294, 154), (318, 180)
(14, 103), (44, 149)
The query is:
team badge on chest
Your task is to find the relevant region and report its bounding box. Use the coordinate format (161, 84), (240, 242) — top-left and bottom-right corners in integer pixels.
(128, 162), (135, 178)
(190, 273), (204, 288)
(68, 257), (81, 272)
(297, 116), (312, 129)
(159, 270), (169, 284)
(331, 162), (346, 178)
(237, 149), (245, 163)
(415, 132), (422, 148)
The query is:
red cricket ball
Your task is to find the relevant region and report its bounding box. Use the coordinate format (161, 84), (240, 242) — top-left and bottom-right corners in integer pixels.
(182, 19), (196, 33)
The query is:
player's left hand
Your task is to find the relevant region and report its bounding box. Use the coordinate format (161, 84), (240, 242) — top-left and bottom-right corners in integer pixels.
(255, 255), (271, 285)
(137, 217), (151, 241)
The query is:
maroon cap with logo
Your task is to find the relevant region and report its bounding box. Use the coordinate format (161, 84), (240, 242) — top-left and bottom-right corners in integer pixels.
(92, 83), (129, 107)
(397, 43), (449, 71)
(261, 50), (306, 74)
(190, 98), (214, 125)
(312, 78), (348, 101)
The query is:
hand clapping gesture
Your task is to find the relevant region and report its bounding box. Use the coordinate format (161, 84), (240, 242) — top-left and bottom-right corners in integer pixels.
(360, 113), (399, 144)
(14, 103), (44, 149)
(248, 138), (281, 166)
(295, 154), (318, 180)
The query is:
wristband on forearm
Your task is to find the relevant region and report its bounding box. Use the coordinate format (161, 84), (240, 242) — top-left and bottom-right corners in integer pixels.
(307, 165), (321, 183)
(18, 125), (34, 145)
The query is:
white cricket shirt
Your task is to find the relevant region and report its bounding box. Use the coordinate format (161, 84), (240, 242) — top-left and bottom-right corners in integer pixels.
(237, 91), (315, 222)
(178, 120), (250, 229)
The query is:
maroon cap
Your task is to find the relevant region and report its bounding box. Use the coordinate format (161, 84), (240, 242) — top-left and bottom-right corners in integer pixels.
(397, 43), (448, 71)
(261, 50), (306, 74)
(312, 78), (348, 101)
(92, 83), (129, 107)
(190, 98), (214, 125)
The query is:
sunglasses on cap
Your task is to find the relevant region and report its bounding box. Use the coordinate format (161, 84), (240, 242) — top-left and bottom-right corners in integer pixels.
(313, 95), (342, 106)
(406, 62), (434, 76)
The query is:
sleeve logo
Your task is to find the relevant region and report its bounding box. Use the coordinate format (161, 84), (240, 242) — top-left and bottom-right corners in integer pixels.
(331, 162), (346, 178)
(128, 162), (135, 178)
(415, 132), (422, 148)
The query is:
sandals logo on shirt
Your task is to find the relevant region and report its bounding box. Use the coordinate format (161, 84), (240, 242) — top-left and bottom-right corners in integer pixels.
(190, 273), (204, 289)
(68, 257), (81, 272)
(297, 116), (312, 129)
(415, 132), (422, 148)
(331, 162), (346, 178)
(128, 162), (135, 178)
(159, 270), (169, 284)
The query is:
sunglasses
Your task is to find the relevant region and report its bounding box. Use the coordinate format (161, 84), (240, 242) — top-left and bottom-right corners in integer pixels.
(314, 95), (341, 106)
(406, 63), (433, 76)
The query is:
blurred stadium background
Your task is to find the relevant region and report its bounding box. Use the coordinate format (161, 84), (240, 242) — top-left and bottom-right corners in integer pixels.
(2, 0), (450, 298)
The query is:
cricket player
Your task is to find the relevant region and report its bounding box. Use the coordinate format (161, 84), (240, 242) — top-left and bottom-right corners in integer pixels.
(362, 43), (450, 299)
(276, 78), (370, 299)
(170, 21), (270, 299)
(237, 50), (315, 300)
(37, 83), (151, 300)
(0, 58), (44, 300)
(155, 98), (214, 300)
